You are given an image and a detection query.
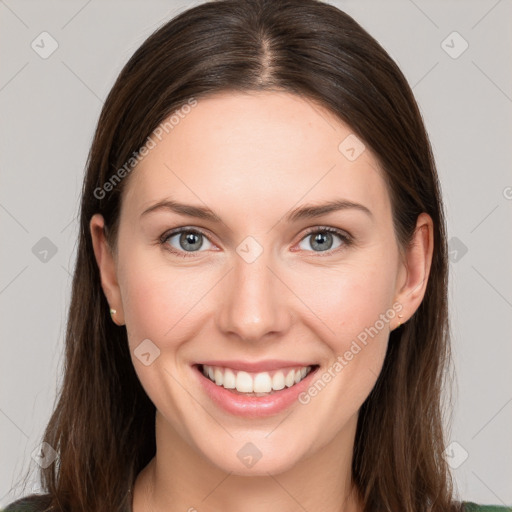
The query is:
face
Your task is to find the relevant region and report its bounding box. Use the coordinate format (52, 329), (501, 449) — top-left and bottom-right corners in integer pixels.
(91, 90), (431, 476)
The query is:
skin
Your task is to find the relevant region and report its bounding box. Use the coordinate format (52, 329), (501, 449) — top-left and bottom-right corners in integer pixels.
(90, 90), (433, 512)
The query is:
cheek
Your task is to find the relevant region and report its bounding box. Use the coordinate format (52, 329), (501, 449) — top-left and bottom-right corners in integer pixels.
(291, 255), (397, 345)
(295, 261), (396, 416)
(117, 251), (211, 417)
(117, 243), (208, 350)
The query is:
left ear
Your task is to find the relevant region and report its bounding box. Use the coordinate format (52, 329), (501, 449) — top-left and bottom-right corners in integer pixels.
(393, 212), (434, 327)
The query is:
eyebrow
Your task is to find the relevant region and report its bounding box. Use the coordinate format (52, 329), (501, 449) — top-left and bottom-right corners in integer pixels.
(140, 198), (373, 223)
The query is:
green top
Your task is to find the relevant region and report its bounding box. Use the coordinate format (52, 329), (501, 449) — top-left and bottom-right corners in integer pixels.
(464, 505), (512, 512)
(2, 497), (512, 511)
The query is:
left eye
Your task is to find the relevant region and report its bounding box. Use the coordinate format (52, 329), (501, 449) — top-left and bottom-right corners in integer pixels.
(298, 228), (350, 253)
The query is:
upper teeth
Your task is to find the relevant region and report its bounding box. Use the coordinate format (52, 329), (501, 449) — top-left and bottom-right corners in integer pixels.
(201, 364), (313, 393)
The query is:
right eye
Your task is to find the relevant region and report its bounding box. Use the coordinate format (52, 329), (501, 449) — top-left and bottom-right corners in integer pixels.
(160, 228), (216, 258)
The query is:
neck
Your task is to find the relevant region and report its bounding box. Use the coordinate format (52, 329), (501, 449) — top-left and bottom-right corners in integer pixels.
(131, 411), (363, 512)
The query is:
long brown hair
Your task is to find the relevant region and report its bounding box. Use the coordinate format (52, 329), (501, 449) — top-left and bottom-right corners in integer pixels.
(9, 1), (462, 511)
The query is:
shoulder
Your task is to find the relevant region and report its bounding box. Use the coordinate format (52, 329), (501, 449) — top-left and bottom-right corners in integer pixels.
(1, 494), (53, 512)
(463, 502), (512, 512)
(4, 497), (511, 512)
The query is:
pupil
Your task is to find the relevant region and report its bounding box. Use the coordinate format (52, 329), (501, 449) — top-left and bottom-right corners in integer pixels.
(312, 232), (332, 251)
(181, 232), (201, 251)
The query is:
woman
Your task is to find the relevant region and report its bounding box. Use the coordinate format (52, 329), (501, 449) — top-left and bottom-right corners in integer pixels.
(3, 0), (510, 511)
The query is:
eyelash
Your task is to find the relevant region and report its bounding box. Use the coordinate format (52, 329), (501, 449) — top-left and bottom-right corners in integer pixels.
(159, 226), (353, 259)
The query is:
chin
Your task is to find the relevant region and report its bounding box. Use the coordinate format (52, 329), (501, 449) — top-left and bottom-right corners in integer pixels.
(197, 437), (307, 477)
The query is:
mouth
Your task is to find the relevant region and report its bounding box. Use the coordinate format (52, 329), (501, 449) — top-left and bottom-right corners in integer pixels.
(191, 362), (321, 417)
(194, 363), (320, 397)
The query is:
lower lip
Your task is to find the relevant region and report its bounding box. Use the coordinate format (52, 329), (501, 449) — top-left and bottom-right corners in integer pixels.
(192, 364), (319, 418)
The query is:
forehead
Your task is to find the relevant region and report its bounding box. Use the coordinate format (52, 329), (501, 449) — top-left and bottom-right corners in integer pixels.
(122, 91), (390, 222)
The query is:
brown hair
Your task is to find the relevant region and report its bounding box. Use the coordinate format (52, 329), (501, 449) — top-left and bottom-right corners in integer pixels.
(9, 0), (462, 511)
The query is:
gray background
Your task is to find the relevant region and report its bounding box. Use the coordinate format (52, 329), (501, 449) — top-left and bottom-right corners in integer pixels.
(1, 0), (511, 507)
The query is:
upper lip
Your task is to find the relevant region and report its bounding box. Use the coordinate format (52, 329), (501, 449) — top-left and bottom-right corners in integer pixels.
(195, 360), (317, 373)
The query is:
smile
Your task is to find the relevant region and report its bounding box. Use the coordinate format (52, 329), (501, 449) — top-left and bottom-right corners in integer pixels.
(200, 363), (315, 396)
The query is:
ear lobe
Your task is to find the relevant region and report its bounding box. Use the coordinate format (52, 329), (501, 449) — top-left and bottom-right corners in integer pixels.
(89, 213), (125, 325)
(393, 213), (434, 326)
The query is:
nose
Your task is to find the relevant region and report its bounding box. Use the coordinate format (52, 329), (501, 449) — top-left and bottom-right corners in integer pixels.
(216, 246), (293, 343)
